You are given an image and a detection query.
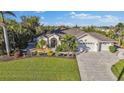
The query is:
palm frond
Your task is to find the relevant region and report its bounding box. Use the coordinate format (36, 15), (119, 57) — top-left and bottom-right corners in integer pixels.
(4, 11), (16, 17)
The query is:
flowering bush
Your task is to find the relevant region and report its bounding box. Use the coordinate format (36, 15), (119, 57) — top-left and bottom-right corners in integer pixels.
(47, 50), (54, 56)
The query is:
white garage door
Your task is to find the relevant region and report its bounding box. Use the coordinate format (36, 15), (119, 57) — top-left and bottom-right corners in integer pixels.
(78, 42), (96, 52)
(85, 43), (96, 51)
(101, 42), (112, 51)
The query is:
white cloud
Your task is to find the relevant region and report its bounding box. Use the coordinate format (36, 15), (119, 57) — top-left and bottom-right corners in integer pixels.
(98, 15), (119, 23)
(69, 12), (120, 25)
(70, 12), (101, 19)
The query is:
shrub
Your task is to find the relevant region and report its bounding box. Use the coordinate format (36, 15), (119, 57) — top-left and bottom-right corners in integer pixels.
(56, 45), (63, 52)
(14, 48), (22, 58)
(36, 44), (40, 48)
(109, 45), (117, 53)
(47, 50), (54, 56)
(36, 39), (46, 48)
(0, 50), (4, 56)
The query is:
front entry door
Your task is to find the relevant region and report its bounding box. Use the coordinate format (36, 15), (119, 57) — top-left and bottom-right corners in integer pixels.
(51, 38), (57, 48)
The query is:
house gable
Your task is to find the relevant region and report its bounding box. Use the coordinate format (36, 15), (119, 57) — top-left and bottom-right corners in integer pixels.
(78, 34), (99, 43)
(77, 34), (99, 52)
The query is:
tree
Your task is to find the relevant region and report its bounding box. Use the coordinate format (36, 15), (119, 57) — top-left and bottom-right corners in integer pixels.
(109, 45), (117, 53)
(0, 15), (35, 50)
(82, 26), (96, 32)
(61, 34), (78, 52)
(0, 11), (16, 56)
(40, 25), (57, 34)
(36, 39), (46, 48)
(0, 27), (5, 55)
(115, 23), (124, 46)
(107, 29), (116, 39)
(115, 23), (124, 29)
(6, 19), (20, 50)
(21, 16), (40, 41)
(0, 11), (16, 23)
(73, 24), (79, 28)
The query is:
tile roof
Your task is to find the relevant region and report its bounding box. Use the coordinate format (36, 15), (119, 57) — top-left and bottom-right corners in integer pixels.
(59, 28), (86, 37)
(88, 32), (115, 42)
(60, 28), (115, 42)
(39, 28), (116, 42)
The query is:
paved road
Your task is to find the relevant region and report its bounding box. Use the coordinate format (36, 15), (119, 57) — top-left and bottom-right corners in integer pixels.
(76, 52), (119, 81)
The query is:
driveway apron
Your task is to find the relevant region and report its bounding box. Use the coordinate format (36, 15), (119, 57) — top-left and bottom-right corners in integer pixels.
(76, 52), (119, 81)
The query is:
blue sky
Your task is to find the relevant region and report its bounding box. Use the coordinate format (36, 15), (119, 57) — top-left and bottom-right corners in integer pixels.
(8, 11), (124, 26)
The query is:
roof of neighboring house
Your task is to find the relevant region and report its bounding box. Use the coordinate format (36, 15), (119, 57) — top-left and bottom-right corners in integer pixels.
(58, 28), (86, 37)
(87, 32), (116, 42)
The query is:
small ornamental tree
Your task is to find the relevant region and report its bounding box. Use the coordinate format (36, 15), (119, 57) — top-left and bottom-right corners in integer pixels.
(61, 34), (78, 52)
(56, 35), (78, 52)
(109, 45), (117, 53)
(36, 39), (46, 48)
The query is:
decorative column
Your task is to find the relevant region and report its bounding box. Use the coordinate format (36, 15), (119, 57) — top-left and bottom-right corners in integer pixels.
(96, 42), (100, 52)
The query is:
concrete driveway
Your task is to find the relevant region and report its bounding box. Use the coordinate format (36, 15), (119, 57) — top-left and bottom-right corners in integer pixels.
(76, 52), (119, 81)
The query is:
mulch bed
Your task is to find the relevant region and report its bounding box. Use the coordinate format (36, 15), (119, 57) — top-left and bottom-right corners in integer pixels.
(0, 55), (14, 61)
(0, 53), (76, 62)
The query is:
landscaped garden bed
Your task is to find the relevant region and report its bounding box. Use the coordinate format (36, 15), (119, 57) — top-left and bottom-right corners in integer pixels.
(111, 60), (124, 81)
(0, 57), (80, 81)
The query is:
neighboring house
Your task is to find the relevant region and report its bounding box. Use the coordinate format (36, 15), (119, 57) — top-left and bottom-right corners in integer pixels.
(36, 28), (116, 52)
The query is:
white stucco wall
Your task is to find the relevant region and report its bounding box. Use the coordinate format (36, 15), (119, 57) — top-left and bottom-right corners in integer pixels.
(38, 36), (48, 44)
(78, 35), (99, 52)
(100, 42), (113, 51)
(37, 34), (114, 52)
(37, 34), (61, 48)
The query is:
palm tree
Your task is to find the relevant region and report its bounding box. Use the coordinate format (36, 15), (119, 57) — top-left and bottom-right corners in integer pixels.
(61, 34), (78, 52)
(0, 11), (16, 56)
(20, 16), (40, 42)
(36, 39), (46, 48)
(0, 11), (16, 23)
(115, 23), (124, 46)
(60, 34), (78, 56)
(6, 19), (20, 50)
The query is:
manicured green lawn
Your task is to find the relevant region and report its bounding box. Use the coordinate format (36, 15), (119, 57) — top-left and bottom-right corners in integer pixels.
(111, 60), (124, 81)
(0, 57), (80, 81)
